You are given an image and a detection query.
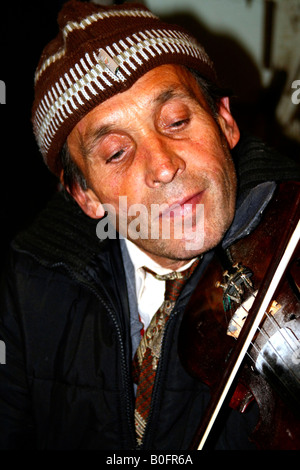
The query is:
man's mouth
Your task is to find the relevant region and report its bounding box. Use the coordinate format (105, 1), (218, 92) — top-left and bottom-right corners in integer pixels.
(159, 191), (206, 219)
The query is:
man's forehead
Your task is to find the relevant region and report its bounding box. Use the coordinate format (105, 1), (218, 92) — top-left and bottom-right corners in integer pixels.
(74, 66), (202, 134)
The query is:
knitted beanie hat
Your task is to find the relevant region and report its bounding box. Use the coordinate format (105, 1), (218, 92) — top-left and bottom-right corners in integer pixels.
(32, 0), (216, 176)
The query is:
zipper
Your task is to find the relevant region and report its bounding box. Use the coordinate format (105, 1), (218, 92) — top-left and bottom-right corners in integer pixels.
(15, 249), (137, 449)
(80, 278), (137, 449)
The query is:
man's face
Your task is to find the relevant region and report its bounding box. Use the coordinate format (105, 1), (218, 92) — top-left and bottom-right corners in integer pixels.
(67, 65), (240, 269)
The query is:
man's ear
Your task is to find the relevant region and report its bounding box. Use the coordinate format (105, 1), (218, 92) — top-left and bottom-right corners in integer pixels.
(217, 97), (240, 149)
(60, 170), (105, 219)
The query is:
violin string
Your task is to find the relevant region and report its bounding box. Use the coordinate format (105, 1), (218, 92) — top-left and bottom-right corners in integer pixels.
(229, 297), (299, 358)
(259, 299), (299, 356)
(229, 315), (300, 394)
(228, 299), (300, 386)
(232, 287), (299, 353)
(226, 266), (298, 345)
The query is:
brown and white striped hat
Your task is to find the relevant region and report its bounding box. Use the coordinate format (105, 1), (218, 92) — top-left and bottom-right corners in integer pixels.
(32, 0), (216, 176)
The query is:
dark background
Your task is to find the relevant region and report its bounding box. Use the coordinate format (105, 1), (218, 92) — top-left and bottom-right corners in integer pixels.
(1, 0), (299, 266)
(1, 1), (66, 262)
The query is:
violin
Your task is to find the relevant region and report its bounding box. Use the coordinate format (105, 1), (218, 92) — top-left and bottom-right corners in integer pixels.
(178, 181), (300, 450)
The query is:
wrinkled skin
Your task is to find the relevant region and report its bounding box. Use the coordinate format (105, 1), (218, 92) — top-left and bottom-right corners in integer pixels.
(65, 65), (240, 270)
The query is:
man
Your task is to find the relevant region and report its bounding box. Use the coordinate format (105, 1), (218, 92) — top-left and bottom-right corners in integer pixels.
(0, 0), (299, 450)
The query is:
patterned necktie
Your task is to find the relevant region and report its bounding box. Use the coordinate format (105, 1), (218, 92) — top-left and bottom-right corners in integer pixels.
(132, 258), (199, 445)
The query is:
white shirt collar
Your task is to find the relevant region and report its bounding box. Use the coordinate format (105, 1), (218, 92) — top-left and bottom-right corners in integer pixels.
(124, 237), (196, 275)
(124, 238), (197, 330)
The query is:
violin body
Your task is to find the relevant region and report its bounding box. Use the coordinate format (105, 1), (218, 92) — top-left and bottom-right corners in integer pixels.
(178, 182), (300, 449)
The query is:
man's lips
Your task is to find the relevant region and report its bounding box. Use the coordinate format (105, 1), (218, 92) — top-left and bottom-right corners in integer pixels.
(159, 191), (206, 218)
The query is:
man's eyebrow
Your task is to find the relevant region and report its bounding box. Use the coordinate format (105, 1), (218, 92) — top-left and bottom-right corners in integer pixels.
(154, 85), (197, 106)
(79, 124), (115, 160)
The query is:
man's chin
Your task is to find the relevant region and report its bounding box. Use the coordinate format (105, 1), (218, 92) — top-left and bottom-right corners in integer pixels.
(128, 233), (222, 265)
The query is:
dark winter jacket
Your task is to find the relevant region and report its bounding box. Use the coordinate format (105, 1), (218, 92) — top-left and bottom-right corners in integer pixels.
(0, 134), (299, 450)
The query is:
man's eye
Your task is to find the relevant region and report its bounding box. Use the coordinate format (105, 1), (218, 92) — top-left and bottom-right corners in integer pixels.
(106, 149), (125, 164)
(170, 118), (189, 129)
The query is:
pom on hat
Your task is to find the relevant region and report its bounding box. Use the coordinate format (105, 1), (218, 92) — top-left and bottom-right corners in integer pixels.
(32, 0), (216, 176)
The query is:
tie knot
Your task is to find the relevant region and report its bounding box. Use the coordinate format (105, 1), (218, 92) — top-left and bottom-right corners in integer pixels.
(143, 258), (200, 303)
(146, 270), (187, 281)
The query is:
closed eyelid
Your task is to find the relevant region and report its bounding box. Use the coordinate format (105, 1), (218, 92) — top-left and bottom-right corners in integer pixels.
(154, 88), (201, 128)
(80, 124), (116, 160)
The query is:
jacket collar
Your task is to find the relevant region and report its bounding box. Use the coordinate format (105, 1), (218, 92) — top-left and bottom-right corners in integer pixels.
(222, 181), (276, 249)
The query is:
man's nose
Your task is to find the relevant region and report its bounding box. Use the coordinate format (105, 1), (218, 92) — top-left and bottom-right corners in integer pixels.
(141, 135), (186, 188)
